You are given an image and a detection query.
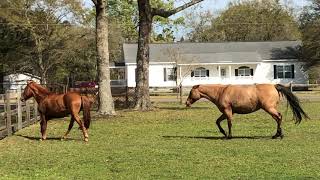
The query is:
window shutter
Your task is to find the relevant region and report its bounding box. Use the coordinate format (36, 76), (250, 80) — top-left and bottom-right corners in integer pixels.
(235, 69), (238, 76)
(174, 67), (177, 80)
(274, 65), (277, 79)
(250, 69), (253, 76)
(206, 70), (209, 77)
(191, 70), (194, 77)
(164, 68), (167, 81)
(291, 65), (295, 79)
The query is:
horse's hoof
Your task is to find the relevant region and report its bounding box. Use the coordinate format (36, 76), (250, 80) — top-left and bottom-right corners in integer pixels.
(272, 133), (284, 139)
(272, 135), (281, 139)
(84, 138), (89, 142)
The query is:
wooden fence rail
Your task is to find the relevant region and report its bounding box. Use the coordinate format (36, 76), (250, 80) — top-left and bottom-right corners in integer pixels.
(0, 90), (39, 139)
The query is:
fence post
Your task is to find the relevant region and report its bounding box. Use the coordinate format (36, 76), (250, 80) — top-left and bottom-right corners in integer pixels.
(64, 85), (67, 93)
(33, 99), (38, 122)
(26, 100), (30, 125)
(176, 86), (179, 100)
(125, 86), (129, 107)
(179, 84), (183, 105)
(5, 91), (12, 136)
(17, 89), (22, 130)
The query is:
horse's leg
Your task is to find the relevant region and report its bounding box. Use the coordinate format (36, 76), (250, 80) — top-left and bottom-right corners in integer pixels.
(71, 112), (88, 142)
(216, 114), (227, 137)
(62, 117), (75, 139)
(223, 108), (233, 139)
(265, 108), (283, 139)
(40, 114), (47, 140)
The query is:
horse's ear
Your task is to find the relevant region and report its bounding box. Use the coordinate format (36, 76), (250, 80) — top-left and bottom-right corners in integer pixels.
(192, 85), (200, 89)
(27, 80), (34, 84)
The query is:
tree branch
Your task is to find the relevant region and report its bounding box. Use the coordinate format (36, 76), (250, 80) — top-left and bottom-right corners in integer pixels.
(152, 0), (204, 18)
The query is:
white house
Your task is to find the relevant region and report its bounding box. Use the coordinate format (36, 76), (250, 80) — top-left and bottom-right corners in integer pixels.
(120, 41), (308, 88)
(3, 73), (40, 91)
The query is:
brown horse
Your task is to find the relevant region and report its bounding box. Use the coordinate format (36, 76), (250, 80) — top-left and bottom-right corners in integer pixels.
(186, 84), (309, 139)
(20, 80), (93, 142)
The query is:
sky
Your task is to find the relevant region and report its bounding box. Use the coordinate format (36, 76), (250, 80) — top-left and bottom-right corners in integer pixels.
(84, 0), (309, 12)
(182, 0), (309, 13)
(173, 0), (310, 38)
(84, 0), (310, 39)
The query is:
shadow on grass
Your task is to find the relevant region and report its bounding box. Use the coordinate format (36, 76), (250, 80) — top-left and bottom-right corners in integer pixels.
(16, 134), (79, 141)
(158, 106), (210, 110)
(162, 135), (273, 140)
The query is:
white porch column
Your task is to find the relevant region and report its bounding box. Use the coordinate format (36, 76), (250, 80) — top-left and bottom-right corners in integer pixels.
(229, 65), (232, 78)
(179, 66), (182, 85)
(218, 66), (221, 77)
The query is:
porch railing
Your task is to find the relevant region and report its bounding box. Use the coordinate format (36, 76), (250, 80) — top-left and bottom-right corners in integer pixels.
(110, 80), (127, 87)
(187, 76), (254, 84)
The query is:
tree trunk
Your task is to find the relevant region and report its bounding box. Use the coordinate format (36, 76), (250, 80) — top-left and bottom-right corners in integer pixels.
(134, 0), (204, 111)
(95, 0), (116, 116)
(40, 72), (47, 85)
(134, 0), (153, 111)
(0, 66), (4, 94)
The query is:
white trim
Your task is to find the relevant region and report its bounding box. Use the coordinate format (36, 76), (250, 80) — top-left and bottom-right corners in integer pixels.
(125, 60), (298, 66)
(125, 62), (175, 65)
(179, 66), (182, 84)
(216, 61), (232, 63)
(178, 62), (261, 66)
(262, 59), (298, 62)
(110, 66), (126, 69)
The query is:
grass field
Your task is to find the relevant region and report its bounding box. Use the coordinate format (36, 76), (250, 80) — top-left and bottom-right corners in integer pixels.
(1, 101), (320, 179)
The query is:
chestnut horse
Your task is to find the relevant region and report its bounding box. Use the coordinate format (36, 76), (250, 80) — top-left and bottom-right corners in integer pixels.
(20, 81), (93, 142)
(186, 84), (309, 139)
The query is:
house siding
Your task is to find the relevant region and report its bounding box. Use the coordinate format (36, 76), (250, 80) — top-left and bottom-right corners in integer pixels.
(126, 61), (308, 87)
(256, 62), (307, 84)
(3, 74), (41, 91)
(123, 41), (308, 88)
(127, 64), (176, 87)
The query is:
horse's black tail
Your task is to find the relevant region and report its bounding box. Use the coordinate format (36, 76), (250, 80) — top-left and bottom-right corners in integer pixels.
(275, 84), (309, 124)
(81, 96), (91, 129)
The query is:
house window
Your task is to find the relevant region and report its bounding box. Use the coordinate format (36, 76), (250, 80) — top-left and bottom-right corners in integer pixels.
(191, 67), (209, 77)
(274, 65), (295, 79)
(164, 68), (177, 81)
(235, 66), (253, 77)
(110, 68), (125, 80)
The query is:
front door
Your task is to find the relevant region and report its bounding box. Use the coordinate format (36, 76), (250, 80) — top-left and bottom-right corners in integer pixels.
(221, 68), (226, 78)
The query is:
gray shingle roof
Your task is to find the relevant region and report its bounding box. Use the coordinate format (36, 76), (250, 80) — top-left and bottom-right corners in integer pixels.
(123, 41), (301, 64)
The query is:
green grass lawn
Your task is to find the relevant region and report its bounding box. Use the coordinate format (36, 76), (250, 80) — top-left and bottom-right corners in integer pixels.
(1, 101), (320, 179)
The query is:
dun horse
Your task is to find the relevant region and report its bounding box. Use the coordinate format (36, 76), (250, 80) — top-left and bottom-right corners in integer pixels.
(186, 84), (309, 139)
(20, 80), (93, 142)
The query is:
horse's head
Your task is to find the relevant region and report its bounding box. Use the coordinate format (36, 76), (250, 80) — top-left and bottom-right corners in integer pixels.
(86, 91), (98, 105)
(20, 80), (36, 102)
(186, 85), (201, 107)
